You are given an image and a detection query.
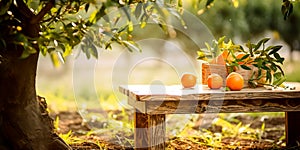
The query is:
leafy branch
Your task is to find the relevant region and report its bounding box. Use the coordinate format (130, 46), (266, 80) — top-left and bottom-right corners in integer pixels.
(245, 38), (286, 88)
(197, 37), (286, 88)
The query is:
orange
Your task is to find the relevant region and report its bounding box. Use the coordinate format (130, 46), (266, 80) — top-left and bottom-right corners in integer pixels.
(181, 73), (197, 88)
(207, 73), (223, 89)
(226, 72), (244, 91)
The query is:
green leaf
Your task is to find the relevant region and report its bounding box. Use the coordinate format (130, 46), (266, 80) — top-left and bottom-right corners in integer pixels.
(272, 74), (286, 86)
(92, 5), (109, 23)
(240, 54), (250, 61)
(20, 44), (37, 59)
(273, 72), (282, 79)
(270, 63), (278, 72)
(140, 13), (150, 28)
(105, 42), (112, 50)
(206, 0), (214, 8)
(85, 3), (90, 12)
(122, 41), (141, 52)
(158, 22), (168, 33)
(28, 0), (39, 11)
(268, 45), (282, 55)
(274, 53), (284, 64)
(140, 21), (147, 28)
(197, 51), (207, 60)
(205, 42), (211, 52)
(89, 44), (98, 59)
(275, 64), (285, 75)
(217, 36), (226, 45)
(262, 64), (269, 70)
(254, 38), (270, 51)
(240, 65), (251, 70)
(50, 52), (61, 67)
(122, 7), (131, 21)
(253, 64), (259, 68)
(63, 44), (72, 57)
(117, 25), (128, 33)
(127, 21), (133, 33)
(257, 69), (262, 79)
(266, 70), (272, 83)
(246, 41), (254, 56)
(282, 0), (293, 20)
(135, 2), (143, 19)
(81, 44), (91, 59)
(178, 0), (183, 7)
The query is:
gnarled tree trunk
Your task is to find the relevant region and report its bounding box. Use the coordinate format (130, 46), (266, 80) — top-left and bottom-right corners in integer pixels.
(0, 2), (71, 149)
(0, 50), (70, 149)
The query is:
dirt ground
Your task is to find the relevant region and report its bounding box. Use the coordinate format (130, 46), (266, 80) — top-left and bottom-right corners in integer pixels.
(53, 110), (292, 150)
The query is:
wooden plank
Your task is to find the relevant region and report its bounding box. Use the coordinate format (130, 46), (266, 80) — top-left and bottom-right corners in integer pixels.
(285, 112), (300, 147)
(119, 83), (300, 102)
(128, 98), (146, 113)
(134, 109), (166, 150)
(144, 98), (300, 114)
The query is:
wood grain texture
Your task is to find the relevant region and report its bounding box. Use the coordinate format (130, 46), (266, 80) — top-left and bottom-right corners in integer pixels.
(120, 83), (300, 114)
(120, 83), (300, 102)
(144, 98), (300, 114)
(134, 109), (166, 150)
(121, 83), (300, 148)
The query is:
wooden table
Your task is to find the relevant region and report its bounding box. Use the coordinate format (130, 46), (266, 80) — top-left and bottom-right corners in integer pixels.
(119, 83), (300, 149)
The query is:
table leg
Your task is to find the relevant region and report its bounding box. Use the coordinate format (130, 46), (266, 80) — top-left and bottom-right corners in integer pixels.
(134, 109), (166, 150)
(285, 112), (300, 147)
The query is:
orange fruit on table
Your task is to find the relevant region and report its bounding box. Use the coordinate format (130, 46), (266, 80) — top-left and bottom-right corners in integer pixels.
(207, 73), (223, 89)
(181, 73), (197, 88)
(226, 72), (244, 91)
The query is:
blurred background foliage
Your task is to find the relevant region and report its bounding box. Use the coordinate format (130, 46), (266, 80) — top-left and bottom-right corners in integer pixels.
(196, 0), (300, 61)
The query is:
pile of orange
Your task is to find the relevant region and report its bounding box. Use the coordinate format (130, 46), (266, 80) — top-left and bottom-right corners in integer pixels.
(207, 72), (244, 91)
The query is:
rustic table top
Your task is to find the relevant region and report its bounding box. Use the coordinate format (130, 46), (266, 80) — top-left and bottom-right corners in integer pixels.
(119, 82), (300, 102)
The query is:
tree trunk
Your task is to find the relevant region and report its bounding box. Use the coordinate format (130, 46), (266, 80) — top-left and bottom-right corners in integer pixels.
(0, 5), (71, 150)
(0, 47), (71, 149)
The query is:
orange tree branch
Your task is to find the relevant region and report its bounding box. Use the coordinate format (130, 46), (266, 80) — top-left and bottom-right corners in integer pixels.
(30, 0), (55, 24)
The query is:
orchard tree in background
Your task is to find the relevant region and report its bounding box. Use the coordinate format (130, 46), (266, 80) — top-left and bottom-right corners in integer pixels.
(198, 0), (300, 61)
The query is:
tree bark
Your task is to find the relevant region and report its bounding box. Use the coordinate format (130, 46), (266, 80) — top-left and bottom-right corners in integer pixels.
(0, 47), (71, 149)
(0, 2), (71, 149)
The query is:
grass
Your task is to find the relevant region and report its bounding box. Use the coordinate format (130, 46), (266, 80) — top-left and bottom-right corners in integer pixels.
(284, 61), (300, 82)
